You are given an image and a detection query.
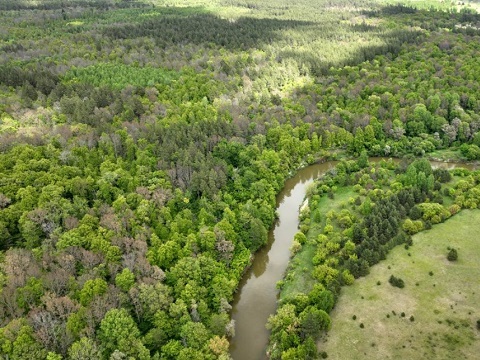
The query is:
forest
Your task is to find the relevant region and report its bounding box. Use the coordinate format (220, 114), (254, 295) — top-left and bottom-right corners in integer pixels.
(0, 0), (480, 359)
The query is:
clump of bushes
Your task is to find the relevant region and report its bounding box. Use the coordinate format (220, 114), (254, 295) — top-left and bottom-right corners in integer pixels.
(389, 275), (405, 288)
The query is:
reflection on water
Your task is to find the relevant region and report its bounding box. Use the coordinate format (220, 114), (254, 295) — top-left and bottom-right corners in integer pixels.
(229, 158), (475, 360)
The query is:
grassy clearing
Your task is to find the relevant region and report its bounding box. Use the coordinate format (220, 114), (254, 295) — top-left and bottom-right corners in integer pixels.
(63, 63), (178, 90)
(429, 148), (464, 162)
(320, 209), (480, 359)
(280, 186), (355, 300)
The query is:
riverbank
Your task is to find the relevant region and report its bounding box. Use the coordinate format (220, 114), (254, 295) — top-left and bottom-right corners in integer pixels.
(229, 161), (339, 360)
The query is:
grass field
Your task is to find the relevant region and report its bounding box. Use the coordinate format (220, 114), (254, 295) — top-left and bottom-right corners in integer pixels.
(320, 210), (480, 359)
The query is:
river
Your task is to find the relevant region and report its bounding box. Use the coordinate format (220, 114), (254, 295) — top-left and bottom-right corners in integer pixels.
(229, 158), (476, 360)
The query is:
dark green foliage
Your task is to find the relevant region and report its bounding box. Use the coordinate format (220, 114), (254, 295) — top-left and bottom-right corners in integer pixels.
(434, 169), (452, 183)
(409, 206), (422, 220)
(308, 286), (335, 313)
(447, 248), (458, 261)
(299, 306), (331, 339)
(389, 275), (405, 288)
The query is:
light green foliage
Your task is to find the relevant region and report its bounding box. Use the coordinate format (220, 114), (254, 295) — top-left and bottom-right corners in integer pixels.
(180, 321), (210, 349)
(0, 320), (47, 360)
(266, 303), (301, 359)
(115, 268), (135, 292)
(342, 269), (355, 285)
(267, 303), (298, 334)
(56, 214), (98, 250)
(154, 240), (181, 269)
(64, 63), (178, 90)
(79, 278), (108, 306)
(98, 308), (149, 359)
(402, 218), (424, 235)
(294, 232), (307, 245)
(68, 337), (102, 360)
(417, 202), (450, 224)
(134, 282), (172, 320)
(46, 352), (62, 360)
(312, 264), (339, 287)
(160, 340), (183, 360)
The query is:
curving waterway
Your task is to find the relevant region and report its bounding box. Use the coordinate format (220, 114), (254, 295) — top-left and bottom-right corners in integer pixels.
(229, 158), (476, 360)
(229, 161), (338, 360)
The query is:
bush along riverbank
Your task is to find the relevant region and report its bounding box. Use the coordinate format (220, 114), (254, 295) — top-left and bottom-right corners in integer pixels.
(267, 154), (480, 359)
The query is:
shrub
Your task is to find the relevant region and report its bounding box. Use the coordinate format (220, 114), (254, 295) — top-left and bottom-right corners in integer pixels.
(447, 248), (458, 261)
(403, 219), (424, 235)
(389, 275), (405, 288)
(294, 232), (307, 245)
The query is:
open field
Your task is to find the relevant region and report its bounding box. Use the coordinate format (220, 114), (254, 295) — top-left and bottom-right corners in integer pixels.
(320, 210), (480, 359)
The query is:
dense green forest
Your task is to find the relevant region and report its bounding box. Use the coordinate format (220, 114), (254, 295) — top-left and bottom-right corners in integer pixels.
(0, 0), (480, 359)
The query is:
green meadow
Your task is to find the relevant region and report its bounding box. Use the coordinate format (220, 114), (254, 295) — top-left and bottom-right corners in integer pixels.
(321, 210), (480, 359)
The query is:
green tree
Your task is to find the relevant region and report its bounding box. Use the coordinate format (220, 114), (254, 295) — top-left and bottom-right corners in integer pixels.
(68, 337), (102, 360)
(180, 321), (210, 349)
(115, 268), (135, 292)
(98, 308), (149, 359)
(299, 306), (331, 340)
(0, 320), (47, 360)
(79, 278), (107, 306)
